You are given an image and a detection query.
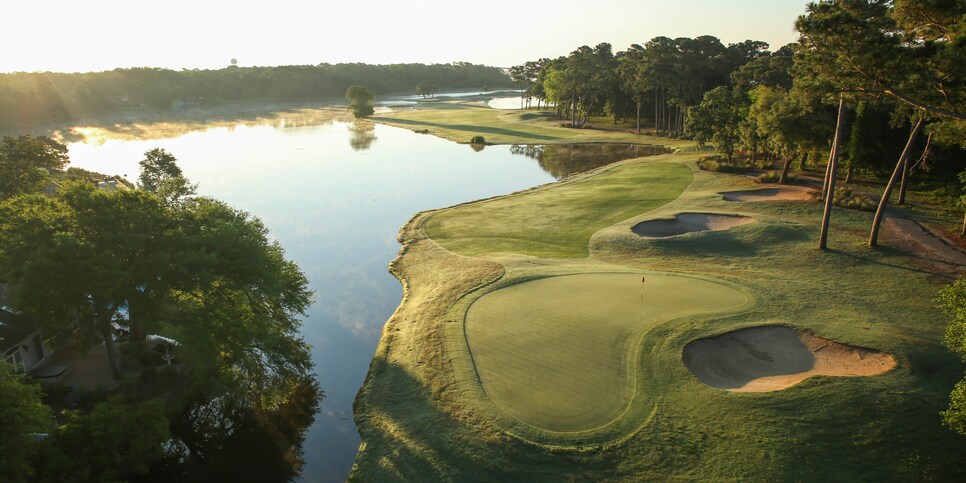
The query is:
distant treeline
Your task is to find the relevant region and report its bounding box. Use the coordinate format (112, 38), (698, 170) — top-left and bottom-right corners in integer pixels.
(0, 62), (512, 128)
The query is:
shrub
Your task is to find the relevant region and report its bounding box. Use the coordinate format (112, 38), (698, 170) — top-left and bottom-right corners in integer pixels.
(413, 129), (430, 134)
(697, 156), (757, 173)
(470, 136), (486, 145)
(758, 171), (798, 183)
(831, 187), (877, 212)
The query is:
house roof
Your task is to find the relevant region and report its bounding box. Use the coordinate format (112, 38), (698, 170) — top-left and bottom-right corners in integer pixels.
(0, 284), (40, 354)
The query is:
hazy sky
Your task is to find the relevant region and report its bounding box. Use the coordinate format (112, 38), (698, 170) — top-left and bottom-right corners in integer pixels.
(3, 0), (809, 73)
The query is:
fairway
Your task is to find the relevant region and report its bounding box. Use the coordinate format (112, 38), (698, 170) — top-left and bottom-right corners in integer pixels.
(465, 273), (749, 432)
(427, 160), (692, 258)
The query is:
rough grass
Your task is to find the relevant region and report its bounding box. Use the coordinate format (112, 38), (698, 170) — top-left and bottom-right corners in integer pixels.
(351, 106), (966, 481)
(425, 157), (693, 258)
(466, 272), (749, 432)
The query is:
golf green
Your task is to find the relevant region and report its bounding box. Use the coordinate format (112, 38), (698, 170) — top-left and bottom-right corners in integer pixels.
(464, 272), (749, 432)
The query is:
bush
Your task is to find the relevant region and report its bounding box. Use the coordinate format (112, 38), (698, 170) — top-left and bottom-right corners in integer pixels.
(413, 129), (429, 134)
(831, 187), (877, 212)
(758, 171), (798, 183)
(697, 156), (757, 173)
(469, 136), (486, 145)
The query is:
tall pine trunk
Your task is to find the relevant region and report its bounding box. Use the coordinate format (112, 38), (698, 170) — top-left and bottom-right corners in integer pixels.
(869, 115), (924, 247)
(897, 132), (912, 205)
(636, 101), (641, 134)
(819, 97), (847, 250)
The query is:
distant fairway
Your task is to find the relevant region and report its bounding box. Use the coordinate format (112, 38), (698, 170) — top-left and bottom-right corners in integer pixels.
(426, 160), (692, 258)
(465, 273), (749, 432)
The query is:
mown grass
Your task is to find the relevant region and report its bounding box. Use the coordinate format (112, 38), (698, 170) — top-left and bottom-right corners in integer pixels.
(425, 158), (693, 258)
(372, 102), (696, 148)
(352, 106), (966, 481)
(465, 272), (749, 432)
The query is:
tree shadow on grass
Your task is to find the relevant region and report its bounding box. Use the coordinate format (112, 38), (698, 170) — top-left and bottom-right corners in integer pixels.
(351, 359), (620, 481)
(370, 117), (562, 141)
(643, 223), (810, 258)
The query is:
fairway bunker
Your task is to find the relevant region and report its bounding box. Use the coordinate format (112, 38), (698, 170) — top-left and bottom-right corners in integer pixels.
(632, 213), (754, 238)
(682, 326), (896, 392)
(720, 187), (815, 202)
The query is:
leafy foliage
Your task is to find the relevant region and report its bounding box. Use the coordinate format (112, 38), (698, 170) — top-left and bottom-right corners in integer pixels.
(0, 135), (68, 199)
(936, 279), (966, 434)
(346, 85), (375, 119)
(36, 397), (169, 482)
(0, 365), (52, 482)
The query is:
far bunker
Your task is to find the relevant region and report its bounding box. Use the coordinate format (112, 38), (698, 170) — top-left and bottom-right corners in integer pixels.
(632, 212), (755, 238)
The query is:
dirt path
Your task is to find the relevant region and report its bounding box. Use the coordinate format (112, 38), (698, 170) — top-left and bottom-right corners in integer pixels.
(882, 215), (966, 278)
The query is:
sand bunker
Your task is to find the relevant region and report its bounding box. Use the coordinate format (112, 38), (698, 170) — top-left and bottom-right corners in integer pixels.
(632, 213), (754, 238)
(720, 187), (815, 202)
(683, 326), (896, 392)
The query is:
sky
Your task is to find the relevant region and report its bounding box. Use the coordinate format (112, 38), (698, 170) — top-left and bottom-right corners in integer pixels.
(2, 0), (810, 73)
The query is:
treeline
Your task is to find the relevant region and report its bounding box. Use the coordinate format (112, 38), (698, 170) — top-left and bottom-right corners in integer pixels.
(507, 2), (964, 200)
(0, 62), (512, 128)
(508, 38), (783, 133)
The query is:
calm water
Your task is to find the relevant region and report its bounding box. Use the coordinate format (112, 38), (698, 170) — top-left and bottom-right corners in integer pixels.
(62, 115), (657, 481)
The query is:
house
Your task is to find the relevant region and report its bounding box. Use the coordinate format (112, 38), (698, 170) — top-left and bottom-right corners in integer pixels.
(0, 284), (55, 377)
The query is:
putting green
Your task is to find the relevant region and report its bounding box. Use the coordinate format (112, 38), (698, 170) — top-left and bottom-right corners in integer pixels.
(465, 272), (749, 432)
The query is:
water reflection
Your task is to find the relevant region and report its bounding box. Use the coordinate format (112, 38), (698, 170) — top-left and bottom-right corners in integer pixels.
(143, 376), (323, 482)
(348, 122), (377, 151)
(510, 143), (671, 179)
(61, 120), (672, 482)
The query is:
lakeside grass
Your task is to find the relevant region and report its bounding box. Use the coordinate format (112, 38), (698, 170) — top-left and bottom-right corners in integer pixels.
(352, 106), (966, 481)
(373, 101), (696, 148)
(425, 157), (692, 258)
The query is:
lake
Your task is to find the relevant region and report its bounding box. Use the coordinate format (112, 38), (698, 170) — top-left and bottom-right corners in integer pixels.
(59, 109), (662, 481)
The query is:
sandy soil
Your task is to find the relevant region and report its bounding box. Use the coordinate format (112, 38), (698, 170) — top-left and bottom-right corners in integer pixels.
(632, 213), (755, 238)
(720, 186), (816, 202)
(682, 325), (896, 392)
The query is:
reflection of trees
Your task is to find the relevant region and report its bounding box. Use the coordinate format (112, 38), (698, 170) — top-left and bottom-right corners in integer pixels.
(511, 143), (670, 179)
(348, 121), (377, 151)
(151, 376), (323, 481)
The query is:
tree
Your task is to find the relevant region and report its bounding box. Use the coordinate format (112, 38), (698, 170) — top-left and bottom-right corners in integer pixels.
(0, 365), (52, 482)
(137, 148), (196, 204)
(936, 279), (966, 435)
(796, 0), (965, 120)
(173, 197), (314, 408)
(38, 397), (169, 482)
(0, 183), (179, 377)
(345, 85), (375, 119)
(686, 86), (745, 160)
(415, 80), (439, 99)
(0, 135), (69, 199)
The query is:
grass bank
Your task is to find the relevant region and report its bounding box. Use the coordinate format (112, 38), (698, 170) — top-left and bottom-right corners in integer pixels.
(352, 106), (966, 481)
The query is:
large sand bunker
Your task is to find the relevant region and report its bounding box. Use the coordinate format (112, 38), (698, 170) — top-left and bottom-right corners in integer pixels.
(632, 213), (754, 238)
(683, 326), (896, 392)
(720, 187), (815, 202)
